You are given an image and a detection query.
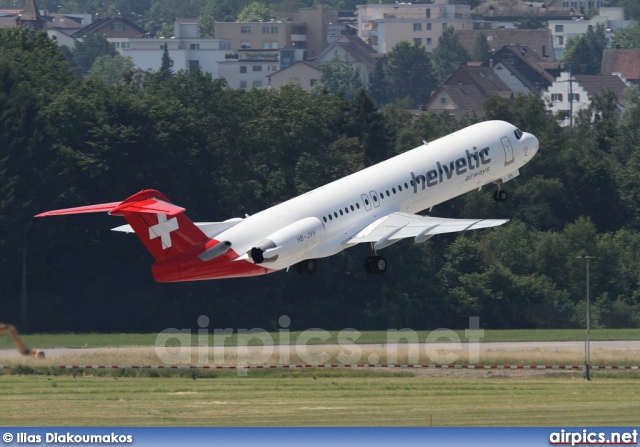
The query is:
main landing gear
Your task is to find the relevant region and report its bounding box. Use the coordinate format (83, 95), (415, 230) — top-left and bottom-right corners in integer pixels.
(365, 243), (387, 275)
(493, 185), (508, 202)
(296, 259), (317, 275)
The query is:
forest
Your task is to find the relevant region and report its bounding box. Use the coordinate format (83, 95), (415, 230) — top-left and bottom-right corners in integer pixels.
(1, 27), (640, 333)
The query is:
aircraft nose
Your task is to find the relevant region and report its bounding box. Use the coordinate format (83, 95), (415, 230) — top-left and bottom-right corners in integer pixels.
(525, 133), (539, 159)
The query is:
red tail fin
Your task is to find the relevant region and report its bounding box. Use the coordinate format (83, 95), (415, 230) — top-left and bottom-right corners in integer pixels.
(36, 189), (209, 261)
(110, 190), (208, 261)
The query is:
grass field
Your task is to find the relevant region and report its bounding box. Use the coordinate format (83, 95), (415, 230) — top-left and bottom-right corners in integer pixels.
(1, 329), (638, 427)
(1, 370), (639, 426)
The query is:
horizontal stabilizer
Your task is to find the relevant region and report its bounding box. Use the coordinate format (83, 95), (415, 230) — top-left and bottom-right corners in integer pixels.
(36, 197), (185, 218)
(35, 202), (121, 217)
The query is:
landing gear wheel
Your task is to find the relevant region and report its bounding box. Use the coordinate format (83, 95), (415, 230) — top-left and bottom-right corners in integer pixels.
(297, 259), (317, 275)
(493, 190), (508, 202)
(365, 255), (387, 275)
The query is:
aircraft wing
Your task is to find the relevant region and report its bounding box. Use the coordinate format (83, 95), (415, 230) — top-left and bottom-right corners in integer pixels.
(345, 212), (508, 250)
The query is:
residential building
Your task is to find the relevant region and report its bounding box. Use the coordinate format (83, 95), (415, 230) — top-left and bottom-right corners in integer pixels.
(0, 0), (45, 30)
(544, 72), (629, 126)
(601, 49), (640, 84)
(457, 29), (554, 62)
(215, 20), (300, 53)
(472, 0), (581, 30)
(276, 4), (334, 59)
(218, 48), (305, 89)
(548, 8), (635, 60)
(267, 61), (321, 90)
(481, 45), (564, 93)
(314, 34), (380, 88)
(121, 20), (231, 78)
(425, 65), (513, 118)
(543, 0), (604, 15)
(71, 15), (146, 39)
(356, 2), (474, 53)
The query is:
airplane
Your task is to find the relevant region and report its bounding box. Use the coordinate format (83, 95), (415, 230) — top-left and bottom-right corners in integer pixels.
(36, 120), (539, 282)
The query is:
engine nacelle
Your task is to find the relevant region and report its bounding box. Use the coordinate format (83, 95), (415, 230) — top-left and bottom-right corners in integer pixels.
(249, 217), (325, 264)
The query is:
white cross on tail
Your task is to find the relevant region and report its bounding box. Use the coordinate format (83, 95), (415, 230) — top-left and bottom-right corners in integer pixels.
(149, 213), (179, 249)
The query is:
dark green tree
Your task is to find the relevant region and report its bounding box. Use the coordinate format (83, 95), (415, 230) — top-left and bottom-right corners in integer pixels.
(237, 1), (275, 22)
(609, 25), (640, 49)
(432, 26), (470, 83)
(368, 56), (389, 105)
(563, 23), (607, 75)
(515, 11), (544, 29)
(314, 52), (363, 101)
(159, 42), (173, 79)
(87, 54), (134, 84)
(71, 34), (118, 77)
(386, 40), (434, 106)
(472, 32), (491, 62)
(199, 0), (216, 38)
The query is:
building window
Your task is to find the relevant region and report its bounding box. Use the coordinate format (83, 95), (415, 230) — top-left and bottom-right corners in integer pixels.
(413, 23), (422, 31)
(427, 23), (432, 30)
(569, 93), (580, 102)
(190, 43), (200, 50)
(267, 65), (277, 72)
(240, 66), (247, 73)
(271, 41), (278, 49)
(558, 36), (564, 45)
(562, 1), (569, 6)
(189, 60), (199, 71)
(440, 97), (446, 104)
(551, 93), (563, 102)
(241, 26), (251, 34)
(253, 80), (263, 87)
(413, 38), (422, 45)
(241, 41), (251, 49)
(120, 41), (130, 49)
(426, 37), (432, 45)
(110, 22), (124, 31)
(271, 26), (278, 34)
(262, 26), (269, 33)
(240, 81), (247, 88)
(443, 23), (448, 30)
(555, 25), (564, 32)
(426, 8), (431, 18)
(263, 41), (271, 49)
(252, 65), (263, 72)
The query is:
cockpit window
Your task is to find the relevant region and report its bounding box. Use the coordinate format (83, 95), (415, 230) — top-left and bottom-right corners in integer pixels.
(514, 128), (523, 140)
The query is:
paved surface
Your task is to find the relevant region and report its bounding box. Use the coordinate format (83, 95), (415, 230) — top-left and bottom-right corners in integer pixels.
(1, 340), (638, 360)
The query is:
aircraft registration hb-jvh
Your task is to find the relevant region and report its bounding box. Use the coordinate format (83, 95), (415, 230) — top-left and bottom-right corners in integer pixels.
(37, 120), (539, 281)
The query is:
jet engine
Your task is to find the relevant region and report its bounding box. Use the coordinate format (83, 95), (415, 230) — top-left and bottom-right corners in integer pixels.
(249, 217), (325, 264)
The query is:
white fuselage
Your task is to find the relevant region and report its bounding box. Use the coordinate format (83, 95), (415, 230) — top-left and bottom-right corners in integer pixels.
(215, 120), (539, 270)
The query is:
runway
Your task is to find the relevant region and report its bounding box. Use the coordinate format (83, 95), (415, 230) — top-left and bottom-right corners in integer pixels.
(1, 340), (638, 361)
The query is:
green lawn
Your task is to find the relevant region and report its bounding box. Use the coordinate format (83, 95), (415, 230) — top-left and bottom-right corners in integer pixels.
(1, 370), (638, 426)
